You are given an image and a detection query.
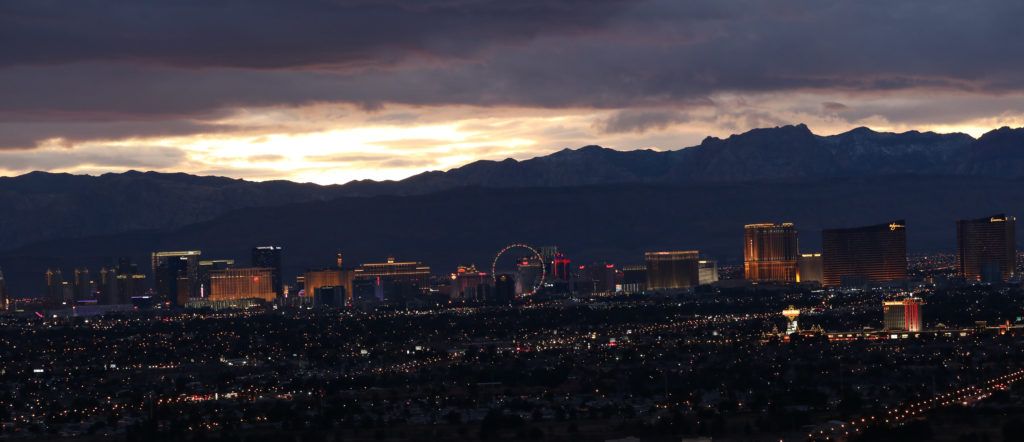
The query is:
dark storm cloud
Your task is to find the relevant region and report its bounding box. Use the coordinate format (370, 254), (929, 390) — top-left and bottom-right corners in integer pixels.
(0, 118), (241, 150)
(3, 0), (1024, 150)
(5, 1), (1023, 110)
(0, 0), (633, 69)
(596, 109), (693, 134)
(821, 102), (850, 112)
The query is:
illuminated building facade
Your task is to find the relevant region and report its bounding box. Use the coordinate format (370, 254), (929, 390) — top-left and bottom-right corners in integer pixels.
(822, 221), (907, 286)
(884, 298), (923, 332)
(152, 250), (202, 306)
(198, 259), (234, 297)
(744, 223), (799, 282)
(515, 258), (544, 295)
(957, 214), (1016, 283)
(698, 259), (719, 285)
(796, 253), (823, 283)
(252, 246), (284, 297)
(304, 269), (355, 303)
(207, 267), (275, 302)
(620, 265), (647, 293)
(355, 256), (431, 287)
(645, 251), (700, 290)
(451, 265), (492, 300)
(782, 307), (800, 334)
(553, 254), (572, 280)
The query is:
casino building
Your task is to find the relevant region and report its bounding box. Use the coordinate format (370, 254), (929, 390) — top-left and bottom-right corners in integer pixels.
(957, 214), (1016, 283)
(644, 251), (700, 290)
(822, 220), (907, 286)
(744, 223), (799, 282)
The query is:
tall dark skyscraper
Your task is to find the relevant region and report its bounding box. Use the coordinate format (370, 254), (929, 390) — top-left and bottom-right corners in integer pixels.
(115, 257), (146, 304)
(252, 246), (283, 297)
(957, 214), (1016, 283)
(822, 220), (907, 286)
(98, 267), (119, 305)
(72, 268), (93, 301)
(152, 251), (201, 306)
(45, 269), (65, 304)
(744, 223), (799, 282)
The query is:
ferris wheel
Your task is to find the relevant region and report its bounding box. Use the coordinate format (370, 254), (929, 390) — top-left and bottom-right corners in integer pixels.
(491, 243), (546, 295)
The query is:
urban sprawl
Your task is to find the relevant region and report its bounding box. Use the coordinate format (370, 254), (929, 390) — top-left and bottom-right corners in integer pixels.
(0, 215), (1022, 441)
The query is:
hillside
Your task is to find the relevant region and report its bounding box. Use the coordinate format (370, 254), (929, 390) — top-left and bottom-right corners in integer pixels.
(3, 175), (1023, 296)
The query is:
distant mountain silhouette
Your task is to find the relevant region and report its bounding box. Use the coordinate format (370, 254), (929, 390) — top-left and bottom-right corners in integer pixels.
(337, 124), (1022, 194)
(2, 123), (1024, 295)
(0, 171), (347, 250)
(3, 175), (1024, 297)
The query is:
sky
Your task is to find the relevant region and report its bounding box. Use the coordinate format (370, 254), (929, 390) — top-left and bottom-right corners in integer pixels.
(3, 0), (1024, 184)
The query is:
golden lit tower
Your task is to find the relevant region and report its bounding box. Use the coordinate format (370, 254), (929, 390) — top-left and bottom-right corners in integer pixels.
(304, 268), (355, 303)
(744, 223), (799, 282)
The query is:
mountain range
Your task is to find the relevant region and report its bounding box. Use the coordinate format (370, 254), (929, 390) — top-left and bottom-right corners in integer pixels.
(2, 124), (1024, 296)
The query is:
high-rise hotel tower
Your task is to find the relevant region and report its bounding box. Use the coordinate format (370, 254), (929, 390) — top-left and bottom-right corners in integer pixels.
(957, 214), (1016, 283)
(744, 223), (799, 282)
(822, 220), (907, 286)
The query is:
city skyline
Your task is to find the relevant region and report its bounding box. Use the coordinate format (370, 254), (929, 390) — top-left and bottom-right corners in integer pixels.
(17, 213), (1021, 303)
(6, 2), (1024, 440)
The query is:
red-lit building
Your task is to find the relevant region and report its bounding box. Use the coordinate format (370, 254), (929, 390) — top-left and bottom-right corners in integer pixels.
(553, 254), (572, 280)
(884, 298), (923, 332)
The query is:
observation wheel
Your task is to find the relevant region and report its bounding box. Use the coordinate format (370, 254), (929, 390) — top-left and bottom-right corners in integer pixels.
(492, 243), (546, 296)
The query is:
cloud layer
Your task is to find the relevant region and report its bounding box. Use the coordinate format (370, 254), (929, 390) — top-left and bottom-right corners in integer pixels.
(2, 0), (1024, 182)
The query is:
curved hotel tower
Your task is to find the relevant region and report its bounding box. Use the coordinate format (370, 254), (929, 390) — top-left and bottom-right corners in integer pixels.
(957, 214), (1016, 283)
(822, 220), (907, 287)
